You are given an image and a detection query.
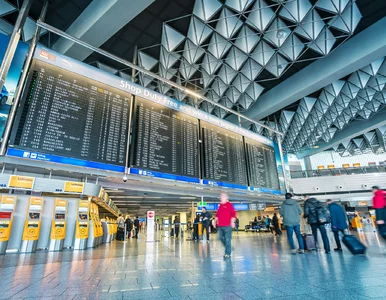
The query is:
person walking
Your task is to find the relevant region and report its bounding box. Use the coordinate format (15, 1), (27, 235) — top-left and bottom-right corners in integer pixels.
(327, 199), (348, 251)
(272, 213), (282, 236)
(116, 214), (125, 241)
(193, 214), (200, 241)
(201, 207), (212, 243)
(304, 196), (331, 254)
(174, 216), (181, 238)
(372, 186), (386, 237)
(280, 193), (304, 254)
(125, 215), (133, 238)
(235, 217), (240, 234)
(265, 215), (271, 233)
(215, 193), (236, 259)
(133, 216), (140, 239)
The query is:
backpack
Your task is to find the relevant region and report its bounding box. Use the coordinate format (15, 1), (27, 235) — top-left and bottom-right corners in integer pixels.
(316, 203), (331, 224)
(118, 218), (125, 229)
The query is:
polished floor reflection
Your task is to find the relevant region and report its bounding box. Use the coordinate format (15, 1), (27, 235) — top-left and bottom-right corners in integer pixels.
(1, 229), (386, 300)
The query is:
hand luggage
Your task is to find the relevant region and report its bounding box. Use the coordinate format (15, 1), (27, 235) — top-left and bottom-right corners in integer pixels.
(170, 228), (174, 237)
(116, 229), (124, 241)
(302, 233), (316, 250)
(342, 234), (366, 255)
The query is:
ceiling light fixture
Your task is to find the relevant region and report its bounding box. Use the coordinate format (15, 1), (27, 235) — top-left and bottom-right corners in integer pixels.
(276, 29), (287, 40)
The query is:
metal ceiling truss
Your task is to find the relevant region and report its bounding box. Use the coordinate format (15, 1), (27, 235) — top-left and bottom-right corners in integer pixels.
(132, 0), (361, 119)
(280, 57), (386, 155)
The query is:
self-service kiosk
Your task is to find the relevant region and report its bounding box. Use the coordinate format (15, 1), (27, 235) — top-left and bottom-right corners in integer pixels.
(49, 199), (67, 251)
(0, 195), (17, 255)
(87, 203), (99, 248)
(74, 200), (89, 250)
(21, 197), (44, 253)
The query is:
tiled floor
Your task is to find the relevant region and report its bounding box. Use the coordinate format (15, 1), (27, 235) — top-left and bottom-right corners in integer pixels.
(1, 229), (386, 300)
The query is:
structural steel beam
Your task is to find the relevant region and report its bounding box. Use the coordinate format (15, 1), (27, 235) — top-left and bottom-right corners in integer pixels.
(53, 0), (155, 61)
(297, 107), (386, 158)
(227, 16), (386, 123)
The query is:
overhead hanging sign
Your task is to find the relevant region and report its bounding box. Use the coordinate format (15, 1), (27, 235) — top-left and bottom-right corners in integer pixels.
(8, 175), (35, 190)
(63, 181), (84, 194)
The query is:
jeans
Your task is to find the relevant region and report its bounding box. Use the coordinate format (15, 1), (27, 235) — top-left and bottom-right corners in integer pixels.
(202, 223), (210, 240)
(333, 229), (345, 249)
(310, 224), (330, 252)
(375, 208), (386, 236)
(218, 226), (232, 255)
(286, 225), (304, 250)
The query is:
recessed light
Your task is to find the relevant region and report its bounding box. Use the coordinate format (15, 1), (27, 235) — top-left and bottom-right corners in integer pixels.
(313, 145), (319, 148)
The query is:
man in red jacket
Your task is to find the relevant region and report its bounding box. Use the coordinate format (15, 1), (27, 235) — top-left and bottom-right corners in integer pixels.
(215, 193), (236, 259)
(372, 186), (386, 235)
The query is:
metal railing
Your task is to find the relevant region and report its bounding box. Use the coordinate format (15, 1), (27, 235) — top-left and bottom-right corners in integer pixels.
(290, 166), (386, 178)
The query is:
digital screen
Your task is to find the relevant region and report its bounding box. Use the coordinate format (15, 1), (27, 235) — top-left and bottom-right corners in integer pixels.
(79, 213), (88, 220)
(0, 224), (9, 228)
(130, 97), (199, 179)
(201, 121), (248, 186)
(9, 59), (130, 168)
(55, 213), (65, 220)
(29, 213), (40, 220)
(28, 223), (38, 228)
(245, 137), (280, 191)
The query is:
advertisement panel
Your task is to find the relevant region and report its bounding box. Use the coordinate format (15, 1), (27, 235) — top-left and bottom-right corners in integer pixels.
(0, 33), (29, 141)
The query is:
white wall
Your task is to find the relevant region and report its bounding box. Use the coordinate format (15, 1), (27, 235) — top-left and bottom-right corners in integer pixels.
(308, 151), (386, 169)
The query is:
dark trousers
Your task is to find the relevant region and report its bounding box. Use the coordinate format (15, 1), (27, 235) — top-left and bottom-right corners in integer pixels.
(375, 208), (386, 235)
(202, 223), (210, 240)
(274, 226), (282, 235)
(311, 224), (330, 252)
(193, 225), (199, 240)
(135, 228), (139, 238)
(333, 229), (345, 249)
(175, 226), (180, 238)
(218, 226), (232, 255)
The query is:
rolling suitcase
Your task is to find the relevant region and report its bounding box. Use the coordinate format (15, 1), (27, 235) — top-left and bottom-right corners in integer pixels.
(116, 229), (124, 241)
(342, 234), (366, 255)
(302, 233), (316, 251)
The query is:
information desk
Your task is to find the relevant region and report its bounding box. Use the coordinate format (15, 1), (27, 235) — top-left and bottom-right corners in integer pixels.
(130, 96), (200, 182)
(245, 137), (280, 192)
(201, 121), (248, 189)
(9, 59), (131, 172)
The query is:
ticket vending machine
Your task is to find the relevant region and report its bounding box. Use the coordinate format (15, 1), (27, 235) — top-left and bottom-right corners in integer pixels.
(87, 203), (99, 248)
(49, 199), (67, 251)
(21, 197), (44, 253)
(0, 195), (17, 255)
(74, 200), (89, 250)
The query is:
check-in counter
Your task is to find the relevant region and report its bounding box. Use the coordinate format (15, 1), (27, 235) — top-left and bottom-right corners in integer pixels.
(0, 195), (17, 255)
(74, 200), (89, 250)
(49, 199), (67, 251)
(21, 197), (44, 253)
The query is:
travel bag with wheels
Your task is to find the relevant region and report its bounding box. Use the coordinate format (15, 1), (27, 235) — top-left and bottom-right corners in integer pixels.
(116, 229), (124, 241)
(342, 234), (366, 255)
(170, 228), (174, 237)
(302, 233), (316, 251)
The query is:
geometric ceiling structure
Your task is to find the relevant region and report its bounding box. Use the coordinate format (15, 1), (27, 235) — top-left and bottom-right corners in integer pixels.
(137, 0), (362, 119)
(279, 57), (386, 155)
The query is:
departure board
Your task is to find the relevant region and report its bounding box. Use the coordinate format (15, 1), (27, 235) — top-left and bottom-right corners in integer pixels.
(130, 97), (200, 178)
(201, 121), (248, 186)
(245, 137), (280, 190)
(10, 59), (130, 166)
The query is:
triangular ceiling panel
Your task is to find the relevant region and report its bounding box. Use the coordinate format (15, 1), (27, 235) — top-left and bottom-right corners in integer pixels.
(216, 8), (243, 39)
(225, 0), (254, 12)
(187, 16), (213, 46)
(193, 0), (223, 22)
(279, 0), (312, 23)
(246, 0), (275, 32)
(161, 24), (185, 52)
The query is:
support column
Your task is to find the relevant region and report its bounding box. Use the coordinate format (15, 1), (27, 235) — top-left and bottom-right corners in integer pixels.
(304, 156), (313, 178)
(277, 135), (289, 192)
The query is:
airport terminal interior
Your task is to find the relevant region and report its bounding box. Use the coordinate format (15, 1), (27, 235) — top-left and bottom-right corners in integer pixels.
(1, 0), (386, 299)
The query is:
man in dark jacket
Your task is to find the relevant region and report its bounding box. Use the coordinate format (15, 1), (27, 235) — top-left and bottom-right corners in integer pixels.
(304, 196), (330, 254)
(327, 199), (348, 251)
(272, 213), (282, 236)
(133, 216), (140, 239)
(125, 215), (133, 238)
(280, 193), (304, 254)
(201, 207), (212, 242)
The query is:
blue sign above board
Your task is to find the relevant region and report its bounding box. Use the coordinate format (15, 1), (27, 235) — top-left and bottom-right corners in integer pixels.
(198, 203), (249, 211)
(129, 168), (200, 183)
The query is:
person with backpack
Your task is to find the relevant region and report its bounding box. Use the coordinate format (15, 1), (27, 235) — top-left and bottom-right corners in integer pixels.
(372, 186), (386, 237)
(125, 215), (133, 238)
(117, 214), (125, 241)
(272, 213), (282, 236)
(304, 195), (331, 254)
(193, 214), (200, 241)
(280, 193), (304, 254)
(327, 199), (348, 252)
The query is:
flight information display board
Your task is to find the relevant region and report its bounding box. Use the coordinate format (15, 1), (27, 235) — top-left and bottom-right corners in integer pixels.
(9, 59), (130, 171)
(245, 137), (280, 191)
(201, 121), (248, 188)
(130, 97), (200, 182)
